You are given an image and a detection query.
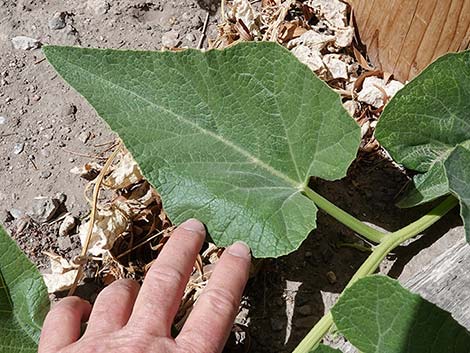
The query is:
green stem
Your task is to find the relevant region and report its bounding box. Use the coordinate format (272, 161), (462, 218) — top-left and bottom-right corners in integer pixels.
(293, 195), (458, 353)
(302, 186), (386, 243)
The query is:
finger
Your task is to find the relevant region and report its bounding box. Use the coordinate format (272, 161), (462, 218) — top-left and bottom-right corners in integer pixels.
(177, 241), (251, 353)
(85, 279), (140, 335)
(128, 218), (205, 336)
(39, 296), (92, 353)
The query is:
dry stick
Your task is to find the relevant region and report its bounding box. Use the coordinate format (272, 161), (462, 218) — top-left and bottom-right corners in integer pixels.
(115, 227), (175, 260)
(220, 0), (226, 22)
(198, 12), (211, 49)
(68, 143), (122, 296)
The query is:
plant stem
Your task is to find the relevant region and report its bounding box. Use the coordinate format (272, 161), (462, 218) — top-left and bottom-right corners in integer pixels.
(292, 195), (458, 353)
(302, 186), (386, 243)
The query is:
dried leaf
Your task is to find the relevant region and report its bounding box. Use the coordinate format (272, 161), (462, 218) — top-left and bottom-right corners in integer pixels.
(78, 204), (129, 256)
(42, 252), (78, 293)
(104, 151), (143, 189)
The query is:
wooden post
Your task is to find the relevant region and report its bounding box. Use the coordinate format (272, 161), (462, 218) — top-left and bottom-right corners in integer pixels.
(350, 0), (470, 81)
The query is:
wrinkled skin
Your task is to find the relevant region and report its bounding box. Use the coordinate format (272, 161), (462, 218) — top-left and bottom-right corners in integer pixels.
(39, 219), (251, 353)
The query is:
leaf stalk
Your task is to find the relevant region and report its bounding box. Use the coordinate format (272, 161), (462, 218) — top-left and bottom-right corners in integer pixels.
(293, 195), (459, 353)
(302, 186), (386, 243)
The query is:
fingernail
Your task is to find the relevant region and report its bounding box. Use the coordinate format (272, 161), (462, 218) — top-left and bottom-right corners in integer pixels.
(180, 218), (205, 234)
(227, 241), (251, 258)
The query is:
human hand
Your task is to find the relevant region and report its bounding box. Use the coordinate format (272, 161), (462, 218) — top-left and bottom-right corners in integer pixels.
(38, 219), (251, 353)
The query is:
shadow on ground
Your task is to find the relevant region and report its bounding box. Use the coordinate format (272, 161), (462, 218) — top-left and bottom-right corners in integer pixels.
(245, 152), (461, 353)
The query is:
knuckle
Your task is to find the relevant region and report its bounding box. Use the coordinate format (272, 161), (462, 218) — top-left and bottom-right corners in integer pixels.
(201, 287), (239, 316)
(110, 278), (140, 294)
(146, 264), (186, 287)
(50, 297), (88, 316)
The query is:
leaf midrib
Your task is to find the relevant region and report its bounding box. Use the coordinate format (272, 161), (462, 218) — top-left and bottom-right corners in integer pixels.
(58, 53), (305, 190)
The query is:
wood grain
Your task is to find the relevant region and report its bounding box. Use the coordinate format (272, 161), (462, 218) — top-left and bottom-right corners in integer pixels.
(350, 0), (470, 81)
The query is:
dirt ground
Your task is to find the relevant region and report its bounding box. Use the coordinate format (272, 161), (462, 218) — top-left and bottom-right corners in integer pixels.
(0, 1), (464, 352)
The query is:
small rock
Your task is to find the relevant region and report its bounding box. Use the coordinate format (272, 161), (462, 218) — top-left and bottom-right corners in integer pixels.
(162, 30), (180, 48)
(40, 171), (52, 179)
(0, 116), (6, 124)
(326, 270), (337, 284)
(185, 32), (196, 42)
(48, 12), (66, 30)
(57, 236), (73, 251)
(78, 131), (91, 144)
(87, 0), (110, 15)
(11, 36), (41, 50)
(59, 215), (76, 237)
(13, 142), (25, 155)
(9, 208), (24, 219)
(28, 196), (61, 223)
(62, 104), (77, 116)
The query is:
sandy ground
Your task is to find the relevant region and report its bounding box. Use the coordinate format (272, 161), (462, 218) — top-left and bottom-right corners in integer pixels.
(0, 1), (465, 352)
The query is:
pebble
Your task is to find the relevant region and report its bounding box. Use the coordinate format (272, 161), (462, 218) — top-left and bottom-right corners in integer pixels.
(9, 208), (24, 219)
(87, 0), (110, 15)
(62, 104), (77, 116)
(28, 196), (61, 223)
(0, 116), (6, 124)
(326, 270), (337, 284)
(11, 36), (41, 50)
(162, 30), (180, 48)
(185, 32), (196, 42)
(48, 12), (66, 30)
(59, 215), (76, 237)
(40, 171), (52, 179)
(57, 236), (73, 251)
(13, 142), (25, 155)
(78, 131), (91, 143)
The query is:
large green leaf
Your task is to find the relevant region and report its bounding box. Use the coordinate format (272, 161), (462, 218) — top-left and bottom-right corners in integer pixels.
(0, 224), (50, 352)
(375, 50), (470, 208)
(43, 42), (360, 257)
(332, 275), (470, 353)
(444, 146), (470, 242)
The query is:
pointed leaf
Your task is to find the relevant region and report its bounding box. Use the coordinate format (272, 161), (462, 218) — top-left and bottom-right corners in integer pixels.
(0, 224), (50, 352)
(376, 50), (470, 207)
(444, 146), (470, 242)
(43, 42), (360, 257)
(332, 275), (470, 353)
